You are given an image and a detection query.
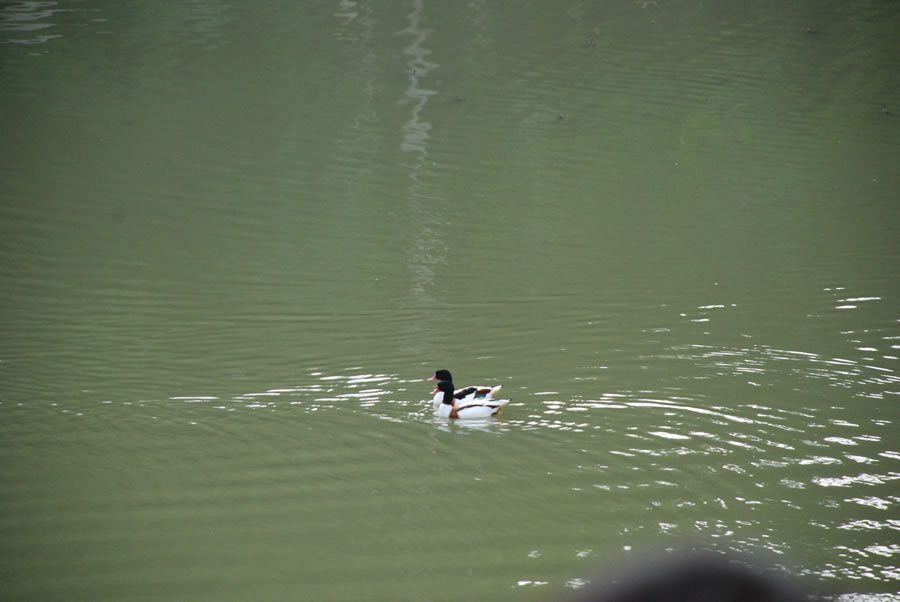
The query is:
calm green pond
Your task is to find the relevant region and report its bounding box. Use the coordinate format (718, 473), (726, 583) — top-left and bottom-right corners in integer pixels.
(1, 1), (898, 600)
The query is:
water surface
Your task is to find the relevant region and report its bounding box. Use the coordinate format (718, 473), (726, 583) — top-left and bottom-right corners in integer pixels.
(1, 0), (899, 600)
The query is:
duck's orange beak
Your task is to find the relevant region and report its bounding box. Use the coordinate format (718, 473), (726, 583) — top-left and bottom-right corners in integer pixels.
(431, 385), (439, 394)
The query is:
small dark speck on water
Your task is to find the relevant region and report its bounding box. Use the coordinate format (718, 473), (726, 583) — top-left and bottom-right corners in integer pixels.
(588, 38), (595, 48)
(455, 96), (464, 103)
(558, 113), (565, 120)
(882, 104), (889, 116)
(805, 27), (819, 34)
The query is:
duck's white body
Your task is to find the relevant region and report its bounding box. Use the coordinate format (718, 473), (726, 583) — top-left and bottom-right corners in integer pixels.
(432, 381), (509, 419)
(431, 387), (503, 411)
(437, 398), (509, 419)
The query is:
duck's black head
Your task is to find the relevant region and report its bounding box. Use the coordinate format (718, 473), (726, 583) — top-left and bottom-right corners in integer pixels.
(436, 380), (455, 404)
(430, 369), (453, 383)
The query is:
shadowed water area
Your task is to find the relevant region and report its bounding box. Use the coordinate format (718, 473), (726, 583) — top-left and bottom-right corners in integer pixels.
(1, 0), (899, 600)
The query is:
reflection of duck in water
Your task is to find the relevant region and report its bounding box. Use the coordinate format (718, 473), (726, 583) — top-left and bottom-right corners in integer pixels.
(433, 381), (510, 419)
(428, 369), (502, 402)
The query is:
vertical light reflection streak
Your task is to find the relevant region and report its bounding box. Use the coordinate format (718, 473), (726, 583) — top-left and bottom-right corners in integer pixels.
(395, 0), (443, 308)
(397, 0), (436, 157)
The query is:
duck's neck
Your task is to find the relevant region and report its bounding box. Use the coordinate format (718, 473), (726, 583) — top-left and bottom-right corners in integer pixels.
(441, 391), (455, 405)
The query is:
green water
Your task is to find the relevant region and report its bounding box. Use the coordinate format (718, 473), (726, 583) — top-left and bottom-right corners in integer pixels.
(1, 1), (898, 600)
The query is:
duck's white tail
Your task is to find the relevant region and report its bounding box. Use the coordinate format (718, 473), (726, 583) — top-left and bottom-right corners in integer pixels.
(490, 399), (510, 414)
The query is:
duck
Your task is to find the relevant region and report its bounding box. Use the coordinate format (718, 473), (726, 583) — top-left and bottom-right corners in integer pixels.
(428, 369), (502, 401)
(433, 380), (510, 419)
